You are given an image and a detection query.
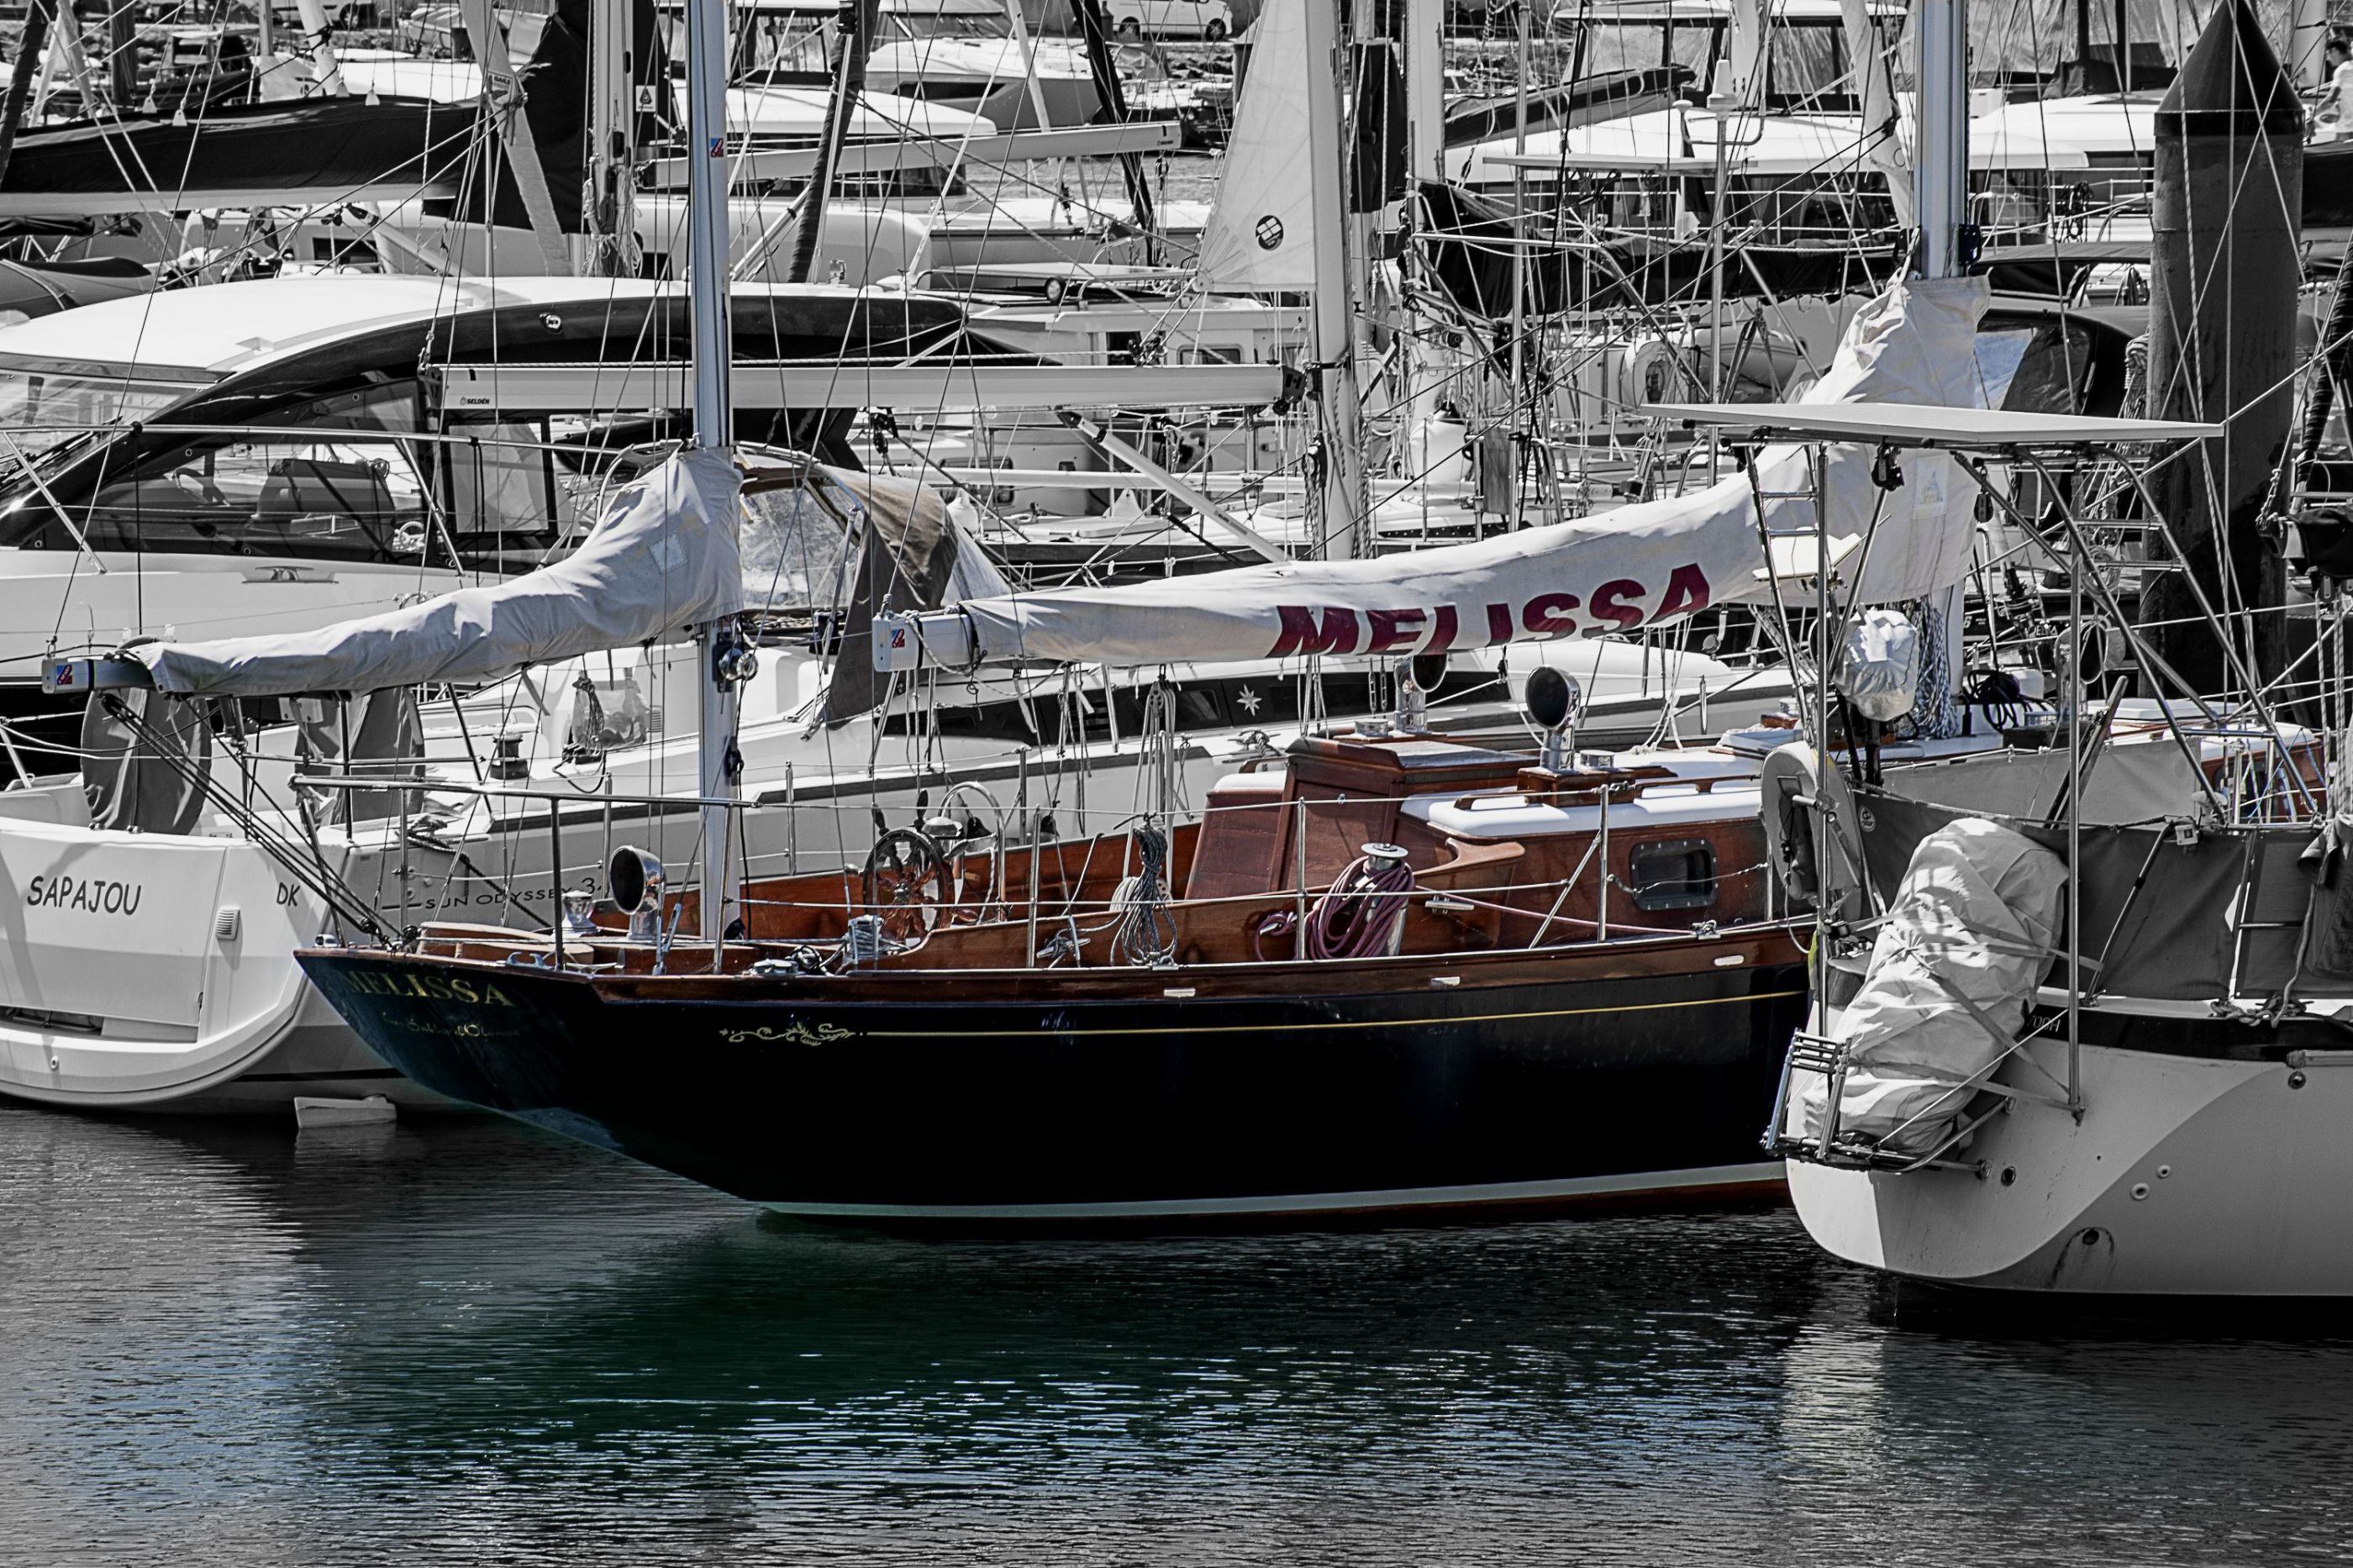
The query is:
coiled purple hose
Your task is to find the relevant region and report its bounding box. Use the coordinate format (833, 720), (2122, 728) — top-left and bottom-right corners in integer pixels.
(1302, 853), (1417, 960)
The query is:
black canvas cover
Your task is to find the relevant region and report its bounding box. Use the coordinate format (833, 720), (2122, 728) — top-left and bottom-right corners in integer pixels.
(1442, 68), (1689, 149)
(2307, 139), (2353, 230)
(1414, 181), (1616, 320)
(802, 468), (965, 726)
(1850, 786), (2254, 1004)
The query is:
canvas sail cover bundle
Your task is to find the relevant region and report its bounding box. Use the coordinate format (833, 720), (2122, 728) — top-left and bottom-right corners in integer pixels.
(134, 449), (744, 697)
(1798, 817), (2067, 1155)
(883, 278), (1989, 672)
(1195, 0), (1318, 292)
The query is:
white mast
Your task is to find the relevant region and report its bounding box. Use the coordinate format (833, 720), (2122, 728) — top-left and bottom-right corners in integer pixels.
(1302, 0), (1366, 560)
(587, 0), (642, 276)
(2293, 0), (2330, 88)
(685, 0), (741, 940)
(1838, 0), (1913, 226)
(457, 0), (574, 274)
(293, 0), (347, 95)
(1004, 0), (1055, 130)
(1912, 0), (1969, 723)
(1404, 0), (1444, 182)
(1728, 0), (1765, 98)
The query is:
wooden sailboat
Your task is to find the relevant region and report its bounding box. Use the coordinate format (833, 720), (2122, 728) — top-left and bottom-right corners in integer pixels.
(297, 716), (1812, 1221)
(274, 251), (1992, 1223)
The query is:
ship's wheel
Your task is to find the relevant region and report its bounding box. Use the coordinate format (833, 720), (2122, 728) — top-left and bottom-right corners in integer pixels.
(861, 828), (953, 941)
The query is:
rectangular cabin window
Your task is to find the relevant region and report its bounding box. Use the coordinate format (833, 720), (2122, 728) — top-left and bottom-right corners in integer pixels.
(83, 433), (432, 560)
(1764, 25), (1854, 113)
(66, 380), (437, 560)
(1629, 839), (1716, 913)
(0, 360), (208, 462)
(436, 418), (587, 554)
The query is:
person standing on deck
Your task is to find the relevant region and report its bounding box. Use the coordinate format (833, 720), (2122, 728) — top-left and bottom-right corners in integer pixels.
(2315, 35), (2353, 140)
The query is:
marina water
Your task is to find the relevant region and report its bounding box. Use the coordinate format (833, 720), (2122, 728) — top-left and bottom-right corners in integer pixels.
(3, 1101), (2347, 1565)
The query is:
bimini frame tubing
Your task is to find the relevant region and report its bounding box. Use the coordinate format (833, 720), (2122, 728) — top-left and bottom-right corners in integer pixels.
(1649, 398), (2220, 1159)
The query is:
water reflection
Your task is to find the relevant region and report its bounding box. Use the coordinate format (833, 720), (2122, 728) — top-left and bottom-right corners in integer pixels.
(3, 1105), (2350, 1565)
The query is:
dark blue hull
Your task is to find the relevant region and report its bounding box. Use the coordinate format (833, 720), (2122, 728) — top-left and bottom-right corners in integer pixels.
(299, 939), (1808, 1223)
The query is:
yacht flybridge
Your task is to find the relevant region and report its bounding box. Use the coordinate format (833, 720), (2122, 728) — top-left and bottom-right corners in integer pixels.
(862, 0), (1103, 130)
(1454, 0), (1914, 190)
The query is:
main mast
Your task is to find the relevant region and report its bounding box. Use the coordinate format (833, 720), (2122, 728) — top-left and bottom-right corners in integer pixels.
(686, 0), (741, 940)
(1912, 0), (1969, 726)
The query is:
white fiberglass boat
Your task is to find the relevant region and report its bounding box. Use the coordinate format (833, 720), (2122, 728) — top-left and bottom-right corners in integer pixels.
(1772, 716), (2350, 1296)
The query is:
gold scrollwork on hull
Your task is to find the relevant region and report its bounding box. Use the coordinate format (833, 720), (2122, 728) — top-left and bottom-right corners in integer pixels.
(719, 1020), (855, 1047)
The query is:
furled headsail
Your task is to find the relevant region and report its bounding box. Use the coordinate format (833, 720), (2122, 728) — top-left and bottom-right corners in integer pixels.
(133, 448), (744, 697)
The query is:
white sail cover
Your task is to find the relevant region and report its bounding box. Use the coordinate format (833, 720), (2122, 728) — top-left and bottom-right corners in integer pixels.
(909, 278), (1987, 671)
(137, 448), (744, 697)
(1195, 0), (1317, 292)
(1799, 816), (2068, 1155)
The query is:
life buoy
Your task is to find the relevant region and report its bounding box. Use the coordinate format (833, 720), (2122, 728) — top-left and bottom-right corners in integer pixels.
(1758, 741), (1865, 920)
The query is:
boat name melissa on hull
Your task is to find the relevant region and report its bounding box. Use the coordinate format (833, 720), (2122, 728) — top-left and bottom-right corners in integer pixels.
(334, 968), (521, 1008)
(1262, 566), (1717, 657)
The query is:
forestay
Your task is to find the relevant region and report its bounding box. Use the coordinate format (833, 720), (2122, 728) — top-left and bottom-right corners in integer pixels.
(879, 278), (1991, 672)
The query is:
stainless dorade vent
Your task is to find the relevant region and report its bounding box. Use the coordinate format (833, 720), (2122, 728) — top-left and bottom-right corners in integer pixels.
(1525, 666), (1582, 772)
(608, 847), (666, 942)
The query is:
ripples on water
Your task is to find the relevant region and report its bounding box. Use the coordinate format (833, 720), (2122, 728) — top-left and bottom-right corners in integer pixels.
(2, 1103), (2348, 1565)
